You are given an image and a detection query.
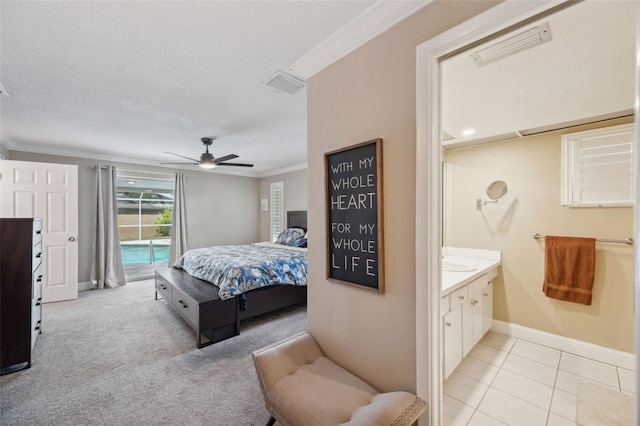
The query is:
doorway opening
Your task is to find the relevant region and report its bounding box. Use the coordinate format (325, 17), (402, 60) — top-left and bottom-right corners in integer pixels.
(415, 1), (638, 425)
(116, 172), (175, 281)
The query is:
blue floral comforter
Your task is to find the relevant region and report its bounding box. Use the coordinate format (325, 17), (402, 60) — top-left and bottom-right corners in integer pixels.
(174, 242), (307, 300)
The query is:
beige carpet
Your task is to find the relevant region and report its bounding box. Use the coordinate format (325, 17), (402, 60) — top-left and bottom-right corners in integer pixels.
(576, 380), (635, 426)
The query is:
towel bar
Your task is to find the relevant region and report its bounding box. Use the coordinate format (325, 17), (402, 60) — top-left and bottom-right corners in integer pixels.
(532, 233), (633, 246)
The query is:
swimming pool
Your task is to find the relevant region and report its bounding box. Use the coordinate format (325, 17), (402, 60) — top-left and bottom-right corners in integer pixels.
(121, 243), (169, 265)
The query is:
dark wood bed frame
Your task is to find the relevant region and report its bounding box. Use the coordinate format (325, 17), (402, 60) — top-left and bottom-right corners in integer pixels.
(154, 211), (307, 348)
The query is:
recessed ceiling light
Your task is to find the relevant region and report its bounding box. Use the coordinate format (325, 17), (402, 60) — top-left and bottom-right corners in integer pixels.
(462, 129), (476, 136)
(126, 180), (136, 185)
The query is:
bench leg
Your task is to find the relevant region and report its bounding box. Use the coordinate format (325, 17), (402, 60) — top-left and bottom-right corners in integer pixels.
(266, 416), (276, 426)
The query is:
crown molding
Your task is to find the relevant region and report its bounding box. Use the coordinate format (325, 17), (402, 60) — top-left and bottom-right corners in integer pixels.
(290, 0), (431, 78)
(256, 162), (308, 178)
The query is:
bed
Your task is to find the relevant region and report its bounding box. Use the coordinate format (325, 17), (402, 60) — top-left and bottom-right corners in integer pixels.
(154, 211), (308, 348)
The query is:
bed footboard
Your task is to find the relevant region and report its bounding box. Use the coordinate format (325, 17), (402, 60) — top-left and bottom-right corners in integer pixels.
(155, 268), (307, 348)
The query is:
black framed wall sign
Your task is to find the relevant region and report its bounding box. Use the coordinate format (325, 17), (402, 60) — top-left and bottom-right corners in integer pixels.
(325, 138), (384, 293)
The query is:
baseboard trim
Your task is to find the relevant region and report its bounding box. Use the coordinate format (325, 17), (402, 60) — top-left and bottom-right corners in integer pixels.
(491, 320), (635, 371)
(79, 281), (94, 292)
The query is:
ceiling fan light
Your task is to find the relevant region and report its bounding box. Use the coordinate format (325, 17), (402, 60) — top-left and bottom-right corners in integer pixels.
(199, 161), (216, 169)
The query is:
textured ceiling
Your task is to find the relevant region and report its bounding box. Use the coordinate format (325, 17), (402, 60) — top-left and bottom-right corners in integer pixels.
(0, 0), (381, 176)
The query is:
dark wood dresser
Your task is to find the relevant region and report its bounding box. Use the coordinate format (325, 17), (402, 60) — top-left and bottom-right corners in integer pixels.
(1, 218), (43, 375)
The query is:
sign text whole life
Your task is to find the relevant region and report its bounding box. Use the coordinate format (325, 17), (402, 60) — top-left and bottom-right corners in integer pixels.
(328, 143), (378, 288)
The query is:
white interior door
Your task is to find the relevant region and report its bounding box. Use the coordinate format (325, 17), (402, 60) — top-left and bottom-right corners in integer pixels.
(1, 160), (79, 302)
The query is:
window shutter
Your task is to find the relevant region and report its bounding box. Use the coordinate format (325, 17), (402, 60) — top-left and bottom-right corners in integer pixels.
(270, 182), (284, 242)
(561, 123), (634, 207)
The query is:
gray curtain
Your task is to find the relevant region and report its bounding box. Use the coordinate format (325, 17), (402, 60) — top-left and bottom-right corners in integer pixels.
(168, 172), (188, 266)
(90, 165), (125, 289)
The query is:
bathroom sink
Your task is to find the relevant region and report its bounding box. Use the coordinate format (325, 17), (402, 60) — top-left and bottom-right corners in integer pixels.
(442, 262), (477, 272)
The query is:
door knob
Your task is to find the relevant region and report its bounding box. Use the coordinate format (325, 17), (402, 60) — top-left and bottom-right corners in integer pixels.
(68, 236), (78, 242)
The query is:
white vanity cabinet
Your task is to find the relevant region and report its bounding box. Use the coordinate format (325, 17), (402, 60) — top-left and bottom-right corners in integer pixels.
(442, 269), (497, 379)
(443, 305), (462, 379)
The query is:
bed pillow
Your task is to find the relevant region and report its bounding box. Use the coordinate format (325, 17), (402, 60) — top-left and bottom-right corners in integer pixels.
(276, 228), (305, 245)
(289, 237), (307, 248)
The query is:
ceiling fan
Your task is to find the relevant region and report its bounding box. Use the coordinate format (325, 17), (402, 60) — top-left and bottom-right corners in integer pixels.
(161, 137), (254, 169)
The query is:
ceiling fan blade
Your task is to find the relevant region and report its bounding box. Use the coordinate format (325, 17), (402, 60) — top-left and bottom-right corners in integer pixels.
(163, 152), (200, 162)
(159, 162), (199, 165)
(214, 154), (239, 163)
(216, 162), (254, 167)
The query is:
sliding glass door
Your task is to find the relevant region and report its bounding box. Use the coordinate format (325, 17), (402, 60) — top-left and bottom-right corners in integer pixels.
(116, 173), (175, 281)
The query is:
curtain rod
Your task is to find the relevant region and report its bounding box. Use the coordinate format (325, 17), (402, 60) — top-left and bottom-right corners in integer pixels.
(93, 165), (178, 178)
(532, 233), (633, 246)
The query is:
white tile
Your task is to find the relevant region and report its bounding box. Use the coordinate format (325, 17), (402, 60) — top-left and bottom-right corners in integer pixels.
(510, 340), (560, 368)
(469, 343), (509, 367)
(559, 353), (618, 388)
(468, 410), (508, 425)
(546, 412), (578, 426)
(550, 388), (577, 421)
(618, 367), (636, 394)
(456, 356), (500, 385)
(444, 371), (489, 408)
(555, 370), (619, 395)
(479, 332), (516, 352)
(477, 388), (548, 426)
(491, 368), (553, 410)
(443, 393), (475, 426)
(501, 353), (558, 386)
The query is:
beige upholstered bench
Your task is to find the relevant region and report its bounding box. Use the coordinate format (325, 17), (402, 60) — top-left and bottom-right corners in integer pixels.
(252, 332), (427, 426)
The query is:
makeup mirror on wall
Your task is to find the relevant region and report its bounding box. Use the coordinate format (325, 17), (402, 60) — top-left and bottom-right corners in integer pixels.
(485, 180), (508, 201)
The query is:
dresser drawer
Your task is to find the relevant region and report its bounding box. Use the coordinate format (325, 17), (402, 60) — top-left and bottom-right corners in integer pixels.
(468, 274), (488, 296)
(32, 242), (43, 271)
(155, 276), (172, 301)
(33, 274), (42, 310)
(32, 220), (43, 245)
(31, 310), (41, 351)
(171, 286), (198, 327)
(32, 264), (43, 298)
(450, 285), (468, 310)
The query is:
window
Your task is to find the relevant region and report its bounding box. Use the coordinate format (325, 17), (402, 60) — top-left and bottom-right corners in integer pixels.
(270, 181), (284, 242)
(561, 123), (634, 207)
(116, 173), (175, 280)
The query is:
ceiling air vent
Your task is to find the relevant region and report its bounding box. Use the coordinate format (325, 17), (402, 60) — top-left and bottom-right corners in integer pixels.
(266, 70), (306, 94)
(470, 22), (551, 67)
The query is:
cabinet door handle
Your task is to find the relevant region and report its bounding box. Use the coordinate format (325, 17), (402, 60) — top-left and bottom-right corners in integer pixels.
(471, 300), (478, 305)
(458, 295), (464, 300)
(483, 292), (488, 296)
(445, 322), (452, 327)
(178, 300), (188, 309)
(36, 230), (42, 235)
(36, 253), (42, 258)
(37, 275), (43, 282)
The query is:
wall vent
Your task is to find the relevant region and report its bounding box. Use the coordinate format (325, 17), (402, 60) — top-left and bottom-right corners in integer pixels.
(470, 22), (551, 67)
(266, 70), (306, 94)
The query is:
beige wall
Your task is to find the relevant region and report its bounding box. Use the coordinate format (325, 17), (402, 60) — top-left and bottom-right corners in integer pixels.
(8, 151), (260, 284)
(443, 117), (635, 352)
(307, 1), (499, 392)
(259, 169), (307, 241)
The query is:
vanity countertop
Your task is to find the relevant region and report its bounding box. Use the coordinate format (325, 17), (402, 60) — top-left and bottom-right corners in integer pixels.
(442, 247), (501, 294)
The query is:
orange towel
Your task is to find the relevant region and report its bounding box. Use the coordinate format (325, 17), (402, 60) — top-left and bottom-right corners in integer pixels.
(543, 236), (596, 305)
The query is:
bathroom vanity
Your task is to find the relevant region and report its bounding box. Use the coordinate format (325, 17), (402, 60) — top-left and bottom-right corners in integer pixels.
(441, 247), (501, 379)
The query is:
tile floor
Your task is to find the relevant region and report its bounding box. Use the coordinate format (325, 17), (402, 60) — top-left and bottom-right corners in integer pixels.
(443, 331), (635, 425)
